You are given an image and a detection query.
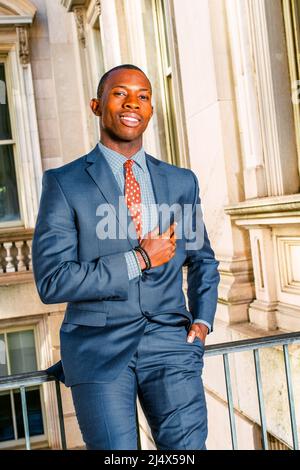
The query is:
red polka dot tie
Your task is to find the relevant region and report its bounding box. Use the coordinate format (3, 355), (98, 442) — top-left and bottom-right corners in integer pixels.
(124, 159), (142, 241)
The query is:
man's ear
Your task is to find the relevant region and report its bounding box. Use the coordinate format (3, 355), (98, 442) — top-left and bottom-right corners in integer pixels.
(90, 98), (101, 117)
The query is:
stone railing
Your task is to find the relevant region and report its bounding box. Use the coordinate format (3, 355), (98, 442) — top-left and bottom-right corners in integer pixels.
(0, 228), (34, 284)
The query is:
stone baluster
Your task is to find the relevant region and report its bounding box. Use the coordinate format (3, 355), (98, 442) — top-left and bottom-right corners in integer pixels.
(3, 242), (15, 272)
(15, 240), (26, 272)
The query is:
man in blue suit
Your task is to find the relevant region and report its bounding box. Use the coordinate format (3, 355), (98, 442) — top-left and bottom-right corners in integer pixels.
(32, 64), (220, 450)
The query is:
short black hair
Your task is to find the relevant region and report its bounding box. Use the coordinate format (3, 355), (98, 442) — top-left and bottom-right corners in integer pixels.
(97, 64), (151, 98)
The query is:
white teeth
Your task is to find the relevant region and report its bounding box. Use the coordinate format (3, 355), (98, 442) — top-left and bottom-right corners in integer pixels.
(121, 116), (139, 123)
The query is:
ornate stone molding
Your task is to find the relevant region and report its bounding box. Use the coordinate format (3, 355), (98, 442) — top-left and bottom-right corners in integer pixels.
(0, 0), (36, 25)
(73, 7), (86, 48)
(95, 0), (101, 16)
(62, 1), (102, 48)
(225, 194), (300, 332)
(60, 0), (90, 12)
(225, 193), (300, 226)
(16, 26), (30, 65)
(0, 2), (36, 65)
(86, 0), (102, 26)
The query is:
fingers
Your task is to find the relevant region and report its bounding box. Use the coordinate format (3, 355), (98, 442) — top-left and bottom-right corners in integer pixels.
(144, 222), (177, 245)
(171, 231), (177, 245)
(187, 330), (196, 343)
(170, 223), (177, 247)
(187, 324), (207, 344)
(144, 225), (159, 239)
(162, 222), (177, 240)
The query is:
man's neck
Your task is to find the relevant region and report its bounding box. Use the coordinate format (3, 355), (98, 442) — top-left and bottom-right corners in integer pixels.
(99, 138), (142, 158)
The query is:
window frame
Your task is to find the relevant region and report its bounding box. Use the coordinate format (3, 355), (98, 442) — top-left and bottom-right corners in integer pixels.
(0, 325), (47, 449)
(85, 7), (106, 144)
(0, 56), (24, 229)
(282, 0), (300, 176)
(0, 21), (43, 231)
(152, 0), (190, 168)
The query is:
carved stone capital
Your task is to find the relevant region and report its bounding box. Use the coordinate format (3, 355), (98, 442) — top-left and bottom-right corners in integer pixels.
(16, 26), (30, 66)
(61, 0), (88, 11)
(73, 7), (86, 48)
(95, 0), (101, 16)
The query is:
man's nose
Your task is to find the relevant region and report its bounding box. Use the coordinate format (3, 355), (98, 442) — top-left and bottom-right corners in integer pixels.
(123, 97), (140, 109)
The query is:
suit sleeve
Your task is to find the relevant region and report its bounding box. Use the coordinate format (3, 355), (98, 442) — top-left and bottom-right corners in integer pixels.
(184, 171), (220, 331)
(32, 170), (129, 304)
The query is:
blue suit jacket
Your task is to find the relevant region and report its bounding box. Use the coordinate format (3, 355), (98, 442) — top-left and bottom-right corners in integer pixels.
(32, 145), (220, 386)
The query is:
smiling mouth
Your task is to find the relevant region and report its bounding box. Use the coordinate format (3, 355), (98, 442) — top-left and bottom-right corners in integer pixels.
(119, 114), (141, 127)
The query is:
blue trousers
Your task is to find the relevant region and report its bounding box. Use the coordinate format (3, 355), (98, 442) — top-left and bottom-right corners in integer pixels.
(70, 319), (207, 450)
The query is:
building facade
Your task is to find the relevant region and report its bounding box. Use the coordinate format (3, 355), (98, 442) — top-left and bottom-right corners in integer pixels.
(0, 0), (299, 449)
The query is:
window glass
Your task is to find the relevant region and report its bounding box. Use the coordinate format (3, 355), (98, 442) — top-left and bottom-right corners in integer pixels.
(0, 330), (44, 444)
(0, 63), (12, 140)
(14, 388), (44, 438)
(0, 392), (14, 442)
(0, 145), (20, 223)
(7, 330), (37, 375)
(0, 333), (8, 376)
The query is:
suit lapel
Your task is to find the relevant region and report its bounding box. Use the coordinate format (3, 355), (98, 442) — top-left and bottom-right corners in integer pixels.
(85, 145), (138, 247)
(85, 145), (171, 245)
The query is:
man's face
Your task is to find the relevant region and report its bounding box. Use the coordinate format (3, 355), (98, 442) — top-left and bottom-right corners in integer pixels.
(96, 69), (153, 144)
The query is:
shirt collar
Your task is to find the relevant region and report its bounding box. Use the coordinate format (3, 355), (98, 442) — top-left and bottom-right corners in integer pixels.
(98, 141), (147, 176)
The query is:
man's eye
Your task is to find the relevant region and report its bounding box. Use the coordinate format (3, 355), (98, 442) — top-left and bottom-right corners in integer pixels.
(114, 91), (126, 96)
(139, 95), (149, 100)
